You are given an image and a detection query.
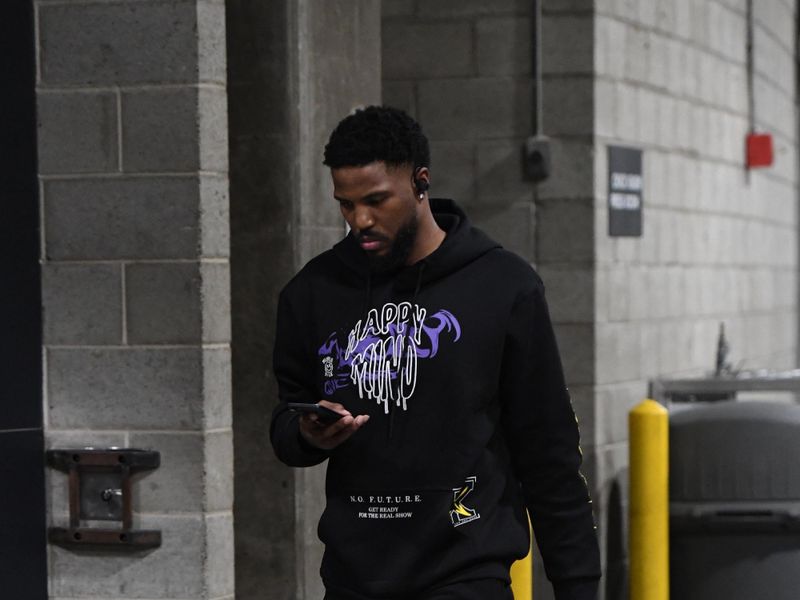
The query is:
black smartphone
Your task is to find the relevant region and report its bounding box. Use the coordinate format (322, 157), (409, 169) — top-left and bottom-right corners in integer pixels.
(287, 402), (344, 425)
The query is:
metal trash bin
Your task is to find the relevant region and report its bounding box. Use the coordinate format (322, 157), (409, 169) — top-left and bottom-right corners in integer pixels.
(669, 401), (800, 600)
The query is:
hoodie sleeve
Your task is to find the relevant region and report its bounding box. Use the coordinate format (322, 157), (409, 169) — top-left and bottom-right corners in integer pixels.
(269, 288), (330, 467)
(499, 277), (601, 600)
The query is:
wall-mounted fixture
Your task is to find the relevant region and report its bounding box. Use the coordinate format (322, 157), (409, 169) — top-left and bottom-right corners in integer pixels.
(47, 448), (161, 550)
(744, 0), (774, 170)
(746, 133), (773, 169)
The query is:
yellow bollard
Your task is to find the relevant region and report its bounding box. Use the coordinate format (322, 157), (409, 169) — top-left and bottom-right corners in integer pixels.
(629, 399), (669, 600)
(510, 515), (533, 599)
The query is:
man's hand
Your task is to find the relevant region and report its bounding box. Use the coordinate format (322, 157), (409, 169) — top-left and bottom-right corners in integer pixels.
(298, 400), (370, 450)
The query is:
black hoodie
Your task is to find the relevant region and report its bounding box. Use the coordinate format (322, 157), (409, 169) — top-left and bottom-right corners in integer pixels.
(270, 199), (600, 600)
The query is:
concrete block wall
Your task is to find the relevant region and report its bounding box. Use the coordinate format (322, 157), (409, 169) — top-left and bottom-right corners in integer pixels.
(383, 3), (596, 599)
(533, 3), (597, 599)
(37, 1), (234, 598)
(382, 0), (537, 262)
(227, 1), (380, 599)
(594, 0), (799, 597)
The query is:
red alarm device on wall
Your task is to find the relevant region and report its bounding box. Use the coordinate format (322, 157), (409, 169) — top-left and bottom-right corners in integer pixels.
(746, 132), (773, 168)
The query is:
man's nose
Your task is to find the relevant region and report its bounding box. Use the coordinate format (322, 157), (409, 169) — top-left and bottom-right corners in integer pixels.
(354, 205), (374, 230)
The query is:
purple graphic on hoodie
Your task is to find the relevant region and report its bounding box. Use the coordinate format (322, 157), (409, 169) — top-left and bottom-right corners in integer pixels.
(318, 302), (461, 413)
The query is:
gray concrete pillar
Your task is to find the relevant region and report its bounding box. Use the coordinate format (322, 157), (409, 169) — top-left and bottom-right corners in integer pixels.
(37, 1), (234, 598)
(227, 1), (380, 598)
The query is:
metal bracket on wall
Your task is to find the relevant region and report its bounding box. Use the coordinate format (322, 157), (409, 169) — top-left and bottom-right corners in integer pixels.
(46, 448), (161, 550)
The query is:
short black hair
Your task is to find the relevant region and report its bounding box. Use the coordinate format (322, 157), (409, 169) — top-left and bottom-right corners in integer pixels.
(323, 105), (430, 171)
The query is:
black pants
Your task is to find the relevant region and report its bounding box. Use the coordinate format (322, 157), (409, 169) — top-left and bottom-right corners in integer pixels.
(324, 578), (514, 600)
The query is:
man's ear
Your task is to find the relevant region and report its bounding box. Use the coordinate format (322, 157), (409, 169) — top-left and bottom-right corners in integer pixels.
(413, 167), (430, 197)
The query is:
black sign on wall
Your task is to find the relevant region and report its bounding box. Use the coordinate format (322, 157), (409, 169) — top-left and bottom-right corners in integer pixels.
(608, 145), (643, 237)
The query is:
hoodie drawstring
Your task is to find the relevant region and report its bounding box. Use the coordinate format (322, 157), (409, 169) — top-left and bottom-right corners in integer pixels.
(388, 261), (426, 440)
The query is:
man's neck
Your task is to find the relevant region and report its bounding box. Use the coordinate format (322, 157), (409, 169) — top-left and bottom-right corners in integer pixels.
(406, 216), (446, 265)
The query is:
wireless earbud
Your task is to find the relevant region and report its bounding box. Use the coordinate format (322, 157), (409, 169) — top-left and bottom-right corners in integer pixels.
(412, 167), (429, 199)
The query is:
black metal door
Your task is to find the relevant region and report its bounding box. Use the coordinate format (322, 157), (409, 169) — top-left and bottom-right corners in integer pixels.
(0, 1), (48, 597)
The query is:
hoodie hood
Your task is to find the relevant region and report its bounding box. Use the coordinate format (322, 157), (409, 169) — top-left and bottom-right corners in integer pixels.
(332, 198), (500, 291)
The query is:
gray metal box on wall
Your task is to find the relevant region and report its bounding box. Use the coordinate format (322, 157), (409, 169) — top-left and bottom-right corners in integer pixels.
(669, 401), (800, 600)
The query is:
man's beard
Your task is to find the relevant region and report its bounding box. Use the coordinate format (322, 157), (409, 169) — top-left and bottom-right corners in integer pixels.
(363, 216), (418, 273)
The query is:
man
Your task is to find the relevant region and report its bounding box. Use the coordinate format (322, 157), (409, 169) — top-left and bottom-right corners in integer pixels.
(270, 106), (600, 600)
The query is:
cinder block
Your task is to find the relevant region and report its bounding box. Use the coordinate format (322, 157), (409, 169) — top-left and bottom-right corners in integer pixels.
(382, 22), (472, 79)
(647, 33), (668, 91)
(201, 262), (232, 343)
(689, 0), (710, 47)
(423, 0), (531, 17)
(638, 0), (657, 29)
(468, 203), (535, 262)
(536, 264), (594, 324)
(199, 87), (229, 173)
(44, 177), (200, 260)
(654, 0), (676, 33)
(47, 348), (204, 430)
(298, 225), (348, 267)
(666, 38), (684, 101)
(121, 87), (199, 173)
(542, 0), (594, 12)
(129, 432), (205, 513)
(429, 141), (476, 205)
(200, 175), (231, 259)
(197, 0), (227, 84)
(49, 514), (205, 598)
(541, 76), (593, 136)
(535, 198), (594, 264)
(674, 0), (692, 40)
(476, 140), (535, 204)
(37, 91), (118, 174)
(605, 266), (631, 322)
(598, 16), (627, 80)
(541, 15), (593, 75)
(707, 1), (725, 57)
(206, 513), (235, 598)
(594, 78), (616, 139)
(126, 262), (202, 344)
(637, 87), (658, 146)
(594, 205), (614, 265)
(627, 266), (649, 321)
(552, 323), (594, 386)
(623, 28), (650, 83)
(205, 430), (234, 512)
(594, 382), (645, 447)
(418, 78), (532, 140)
(643, 150), (664, 209)
(39, 1), (199, 86)
(204, 347), (233, 430)
(536, 138), (595, 201)
(382, 0), (416, 17)
(42, 263), (122, 345)
(656, 95), (676, 149)
(636, 318), (668, 380)
(382, 81), (416, 116)
(754, 0), (792, 51)
(595, 322), (642, 384)
(476, 17), (532, 77)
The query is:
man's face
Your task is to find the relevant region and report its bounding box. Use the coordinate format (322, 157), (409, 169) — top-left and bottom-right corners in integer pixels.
(332, 162), (422, 272)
